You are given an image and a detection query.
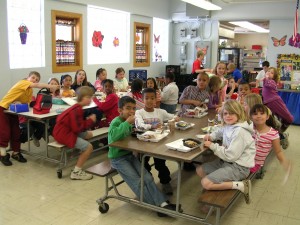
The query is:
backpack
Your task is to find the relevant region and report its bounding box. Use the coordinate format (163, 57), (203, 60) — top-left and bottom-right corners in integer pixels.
(33, 88), (52, 114)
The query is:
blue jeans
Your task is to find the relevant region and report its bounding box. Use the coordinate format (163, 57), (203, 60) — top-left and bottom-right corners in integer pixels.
(111, 154), (167, 206)
(160, 103), (177, 114)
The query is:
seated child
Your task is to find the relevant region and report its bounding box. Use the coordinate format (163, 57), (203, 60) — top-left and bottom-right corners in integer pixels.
(207, 75), (222, 109)
(135, 88), (179, 195)
(196, 100), (256, 204)
(160, 73), (179, 114)
(53, 86), (97, 180)
(48, 78), (60, 97)
(94, 68), (107, 92)
(109, 96), (179, 217)
(237, 81), (251, 105)
(249, 104), (291, 177)
(60, 74), (76, 97)
(227, 63), (243, 84)
(114, 67), (129, 92)
(126, 78), (144, 110)
(146, 78), (161, 108)
(179, 72), (210, 115)
(93, 79), (119, 127)
(226, 76), (238, 99)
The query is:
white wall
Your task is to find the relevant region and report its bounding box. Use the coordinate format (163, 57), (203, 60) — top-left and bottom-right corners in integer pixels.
(233, 34), (269, 50)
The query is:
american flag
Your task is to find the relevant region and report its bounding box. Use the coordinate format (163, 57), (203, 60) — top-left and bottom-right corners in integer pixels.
(293, 0), (299, 41)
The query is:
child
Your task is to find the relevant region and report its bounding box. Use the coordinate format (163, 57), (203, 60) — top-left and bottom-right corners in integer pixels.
(207, 75), (222, 109)
(60, 74), (76, 97)
(53, 86), (97, 180)
(256, 61), (269, 88)
(71, 69), (96, 92)
(243, 93), (263, 117)
(108, 96), (178, 216)
(227, 63), (242, 84)
(179, 72), (210, 115)
(160, 73), (179, 114)
(226, 76), (238, 99)
(213, 62), (227, 102)
(126, 78), (144, 110)
(94, 68), (107, 91)
(237, 81), (251, 105)
(135, 88), (179, 195)
(262, 67), (294, 134)
(196, 100), (255, 204)
(114, 67), (129, 92)
(0, 71), (59, 166)
(93, 79), (119, 127)
(146, 77), (161, 108)
(249, 104), (291, 176)
(48, 78), (60, 97)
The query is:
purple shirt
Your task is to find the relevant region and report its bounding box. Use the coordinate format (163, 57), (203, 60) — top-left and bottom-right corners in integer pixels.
(262, 78), (280, 104)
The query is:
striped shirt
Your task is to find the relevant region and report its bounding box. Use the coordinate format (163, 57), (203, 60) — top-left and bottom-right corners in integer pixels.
(253, 127), (279, 166)
(179, 85), (210, 115)
(126, 92), (145, 110)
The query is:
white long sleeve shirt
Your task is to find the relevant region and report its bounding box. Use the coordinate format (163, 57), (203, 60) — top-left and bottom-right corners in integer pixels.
(160, 82), (179, 105)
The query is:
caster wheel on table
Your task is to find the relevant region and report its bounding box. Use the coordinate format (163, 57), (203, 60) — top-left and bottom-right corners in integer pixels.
(99, 203), (109, 213)
(57, 170), (62, 179)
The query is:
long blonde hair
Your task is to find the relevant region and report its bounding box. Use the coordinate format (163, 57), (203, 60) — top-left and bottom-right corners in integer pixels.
(220, 100), (248, 124)
(245, 93), (262, 111)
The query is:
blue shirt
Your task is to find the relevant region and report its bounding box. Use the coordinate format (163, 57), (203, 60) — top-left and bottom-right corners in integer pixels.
(233, 69), (242, 82)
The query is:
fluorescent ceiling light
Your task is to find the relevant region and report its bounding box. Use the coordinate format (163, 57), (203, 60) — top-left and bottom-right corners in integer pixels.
(229, 21), (269, 33)
(182, 0), (222, 10)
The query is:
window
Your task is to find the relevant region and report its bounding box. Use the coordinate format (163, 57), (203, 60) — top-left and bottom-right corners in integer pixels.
(7, 0), (45, 69)
(152, 17), (169, 62)
(51, 10), (83, 73)
(87, 5), (130, 65)
(133, 22), (150, 67)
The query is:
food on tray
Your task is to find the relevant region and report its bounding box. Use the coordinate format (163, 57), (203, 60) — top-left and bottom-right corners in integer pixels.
(182, 138), (201, 148)
(142, 134), (156, 139)
(176, 121), (188, 127)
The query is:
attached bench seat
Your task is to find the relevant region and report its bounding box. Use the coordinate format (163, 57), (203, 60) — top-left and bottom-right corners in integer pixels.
(198, 172), (257, 225)
(86, 159), (116, 177)
(47, 127), (109, 178)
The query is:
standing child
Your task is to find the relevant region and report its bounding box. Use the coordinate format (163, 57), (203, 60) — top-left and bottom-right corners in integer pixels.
(207, 75), (222, 109)
(126, 78), (144, 110)
(262, 67), (294, 139)
(179, 72), (210, 115)
(213, 62), (227, 101)
(249, 104), (291, 177)
(53, 86), (97, 180)
(60, 74), (76, 97)
(109, 96), (179, 216)
(0, 71), (59, 166)
(135, 88), (179, 195)
(94, 68), (107, 91)
(196, 100), (255, 204)
(93, 79), (119, 127)
(160, 73), (179, 114)
(114, 67), (129, 92)
(146, 77), (161, 108)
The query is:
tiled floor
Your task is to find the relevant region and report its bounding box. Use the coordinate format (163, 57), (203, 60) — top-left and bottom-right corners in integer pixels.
(0, 125), (299, 225)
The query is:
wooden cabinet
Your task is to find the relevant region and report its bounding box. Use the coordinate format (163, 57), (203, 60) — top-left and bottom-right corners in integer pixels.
(133, 22), (150, 67)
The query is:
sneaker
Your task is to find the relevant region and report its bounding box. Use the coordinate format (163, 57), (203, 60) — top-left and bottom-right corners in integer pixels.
(162, 183), (173, 195)
(11, 152), (27, 163)
(0, 154), (12, 166)
(242, 180), (251, 204)
(157, 203), (183, 217)
(32, 135), (40, 147)
(70, 169), (93, 180)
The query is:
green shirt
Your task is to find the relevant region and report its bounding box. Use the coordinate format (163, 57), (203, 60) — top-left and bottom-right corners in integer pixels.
(108, 116), (132, 159)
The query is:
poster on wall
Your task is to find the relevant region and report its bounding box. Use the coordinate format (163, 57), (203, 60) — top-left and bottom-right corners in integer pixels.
(277, 54), (300, 81)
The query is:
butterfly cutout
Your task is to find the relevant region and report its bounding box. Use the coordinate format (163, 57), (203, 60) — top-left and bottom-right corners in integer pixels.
(154, 34), (160, 44)
(196, 46), (209, 55)
(271, 35), (287, 47)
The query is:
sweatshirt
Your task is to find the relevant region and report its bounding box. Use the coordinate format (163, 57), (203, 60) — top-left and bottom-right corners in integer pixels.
(108, 116), (132, 159)
(209, 121), (255, 168)
(53, 104), (94, 148)
(93, 93), (119, 124)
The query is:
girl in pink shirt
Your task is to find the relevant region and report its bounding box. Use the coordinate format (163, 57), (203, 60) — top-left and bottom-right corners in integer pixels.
(94, 68), (107, 92)
(146, 78), (161, 108)
(213, 62), (227, 102)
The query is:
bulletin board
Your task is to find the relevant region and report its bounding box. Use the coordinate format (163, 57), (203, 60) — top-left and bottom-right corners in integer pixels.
(277, 54), (300, 81)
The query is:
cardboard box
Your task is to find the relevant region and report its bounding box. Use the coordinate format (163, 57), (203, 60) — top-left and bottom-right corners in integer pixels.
(9, 103), (29, 113)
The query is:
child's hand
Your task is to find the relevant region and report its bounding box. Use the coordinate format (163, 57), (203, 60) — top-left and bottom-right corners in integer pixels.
(174, 116), (180, 122)
(204, 134), (211, 141)
(204, 140), (212, 148)
(126, 115), (135, 124)
(152, 123), (162, 129)
(50, 85), (60, 93)
(88, 114), (97, 123)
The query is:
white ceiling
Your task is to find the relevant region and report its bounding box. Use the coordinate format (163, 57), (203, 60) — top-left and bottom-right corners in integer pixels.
(221, 0), (294, 3)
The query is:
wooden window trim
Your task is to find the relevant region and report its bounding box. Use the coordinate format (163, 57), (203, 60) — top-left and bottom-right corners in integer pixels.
(133, 22), (150, 67)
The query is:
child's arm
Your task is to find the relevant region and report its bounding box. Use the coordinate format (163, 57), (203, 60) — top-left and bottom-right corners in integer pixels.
(272, 138), (291, 171)
(30, 83), (60, 93)
(110, 116), (134, 142)
(93, 94), (117, 112)
(69, 107), (95, 132)
(135, 110), (152, 130)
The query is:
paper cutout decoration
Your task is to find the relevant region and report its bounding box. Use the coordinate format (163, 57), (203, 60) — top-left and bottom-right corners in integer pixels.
(113, 37), (119, 47)
(154, 34), (160, 44)
(92, 31), (104, 48)
(271, 35), (287, 47)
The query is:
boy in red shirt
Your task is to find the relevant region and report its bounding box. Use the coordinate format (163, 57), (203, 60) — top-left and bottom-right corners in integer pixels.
(93, 79), (119, 127)
(53, 86), (96, 180)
